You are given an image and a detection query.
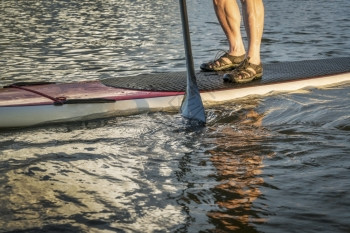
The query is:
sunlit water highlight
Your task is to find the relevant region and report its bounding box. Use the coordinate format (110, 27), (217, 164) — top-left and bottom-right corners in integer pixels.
(1, 0), (350, 232)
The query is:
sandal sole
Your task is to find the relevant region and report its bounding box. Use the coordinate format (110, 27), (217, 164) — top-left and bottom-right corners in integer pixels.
(200, 63), (241, 72)
(234, 73), (263, 83)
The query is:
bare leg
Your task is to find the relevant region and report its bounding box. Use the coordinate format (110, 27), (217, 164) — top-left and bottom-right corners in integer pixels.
(213, 0), (246, 58)
(241, 0), (264, 65)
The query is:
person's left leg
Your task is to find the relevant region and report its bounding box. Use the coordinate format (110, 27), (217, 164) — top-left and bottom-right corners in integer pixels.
(200, 0), (246, 72)
(214, 0), (246, 58)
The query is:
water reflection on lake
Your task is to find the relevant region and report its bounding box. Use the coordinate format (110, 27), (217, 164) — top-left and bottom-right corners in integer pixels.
(1, 0), (350, 232)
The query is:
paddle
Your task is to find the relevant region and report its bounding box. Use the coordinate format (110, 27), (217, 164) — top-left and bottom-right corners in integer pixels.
(179, 0), (206, 124)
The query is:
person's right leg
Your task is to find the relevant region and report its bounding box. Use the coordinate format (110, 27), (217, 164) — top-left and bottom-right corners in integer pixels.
(214, 0), (246, 57)
(200, 0), (246, 71)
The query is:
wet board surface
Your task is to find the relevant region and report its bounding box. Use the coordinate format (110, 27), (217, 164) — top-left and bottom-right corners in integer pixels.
(1, 57), (350, 107)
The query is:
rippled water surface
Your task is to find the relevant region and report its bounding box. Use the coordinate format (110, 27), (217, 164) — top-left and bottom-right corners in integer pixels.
(1, 0), (350, 232)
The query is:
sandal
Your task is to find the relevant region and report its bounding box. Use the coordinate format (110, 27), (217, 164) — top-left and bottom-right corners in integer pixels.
(200, 51), (245, 72)
(223, 57), (263, 83)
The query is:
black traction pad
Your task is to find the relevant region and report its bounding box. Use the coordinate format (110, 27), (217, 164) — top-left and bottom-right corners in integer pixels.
(101, 57), (350, 92)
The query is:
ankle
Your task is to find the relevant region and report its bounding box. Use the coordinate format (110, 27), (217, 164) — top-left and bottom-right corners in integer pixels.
(247, 56), (261, 65)
(228, 45), (245, 57)
(228, 49), (246, 57)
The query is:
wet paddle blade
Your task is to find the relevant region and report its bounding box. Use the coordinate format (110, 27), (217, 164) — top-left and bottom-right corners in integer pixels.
(180, 73), (206, 123)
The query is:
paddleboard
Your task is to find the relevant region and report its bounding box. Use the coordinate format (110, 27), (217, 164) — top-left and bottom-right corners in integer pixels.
(1, 57), (350, 128)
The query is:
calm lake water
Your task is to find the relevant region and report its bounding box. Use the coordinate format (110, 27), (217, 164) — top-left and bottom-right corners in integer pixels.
(1, 0), (350, 232)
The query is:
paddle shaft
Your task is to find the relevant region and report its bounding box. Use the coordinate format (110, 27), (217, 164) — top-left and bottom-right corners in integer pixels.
(179, 0), (196, 82)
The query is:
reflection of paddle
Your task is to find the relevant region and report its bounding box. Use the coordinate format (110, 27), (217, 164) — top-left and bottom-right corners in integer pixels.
(179, 0), (206, 124)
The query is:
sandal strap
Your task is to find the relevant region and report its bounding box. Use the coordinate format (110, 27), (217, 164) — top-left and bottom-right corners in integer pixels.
(234, 67), (255, 79)
(225, 53), (246, 64)
(230, 57), (263, 81)
(210, 54), (230, 67)
(207, 52), (245, 68)
(236, 57), (262, 72)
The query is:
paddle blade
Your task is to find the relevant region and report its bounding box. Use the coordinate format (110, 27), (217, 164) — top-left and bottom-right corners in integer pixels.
(180, 78), (206, 124)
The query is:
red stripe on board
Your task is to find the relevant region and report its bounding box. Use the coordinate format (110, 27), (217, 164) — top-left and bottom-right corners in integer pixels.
(0, 81), (184, 107)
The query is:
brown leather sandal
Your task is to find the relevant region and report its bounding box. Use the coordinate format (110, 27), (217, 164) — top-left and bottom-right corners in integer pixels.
(200, 52), (245, 72)
(223, 57), (263, 83)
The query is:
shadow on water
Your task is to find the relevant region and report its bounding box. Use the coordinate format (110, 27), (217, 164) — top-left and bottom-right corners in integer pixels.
(173, 98), (274, 232)
(206, 116), (269, 232)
